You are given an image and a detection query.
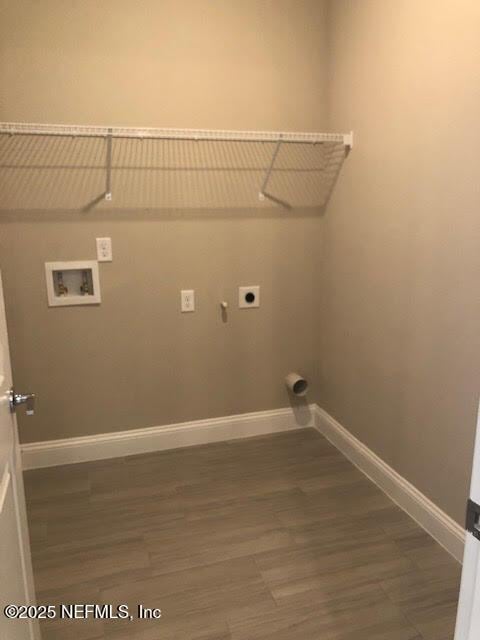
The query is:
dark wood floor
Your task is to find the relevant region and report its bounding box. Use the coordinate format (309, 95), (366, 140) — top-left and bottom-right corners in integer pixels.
(24, 429), (461, 640)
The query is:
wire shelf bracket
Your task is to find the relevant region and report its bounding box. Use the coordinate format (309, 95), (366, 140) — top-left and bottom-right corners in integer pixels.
(105, 129), (113, 201)
(258, 136), (283, 203)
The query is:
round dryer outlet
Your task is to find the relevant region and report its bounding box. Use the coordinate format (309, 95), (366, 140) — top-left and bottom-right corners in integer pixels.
(238, 286), (260, 308)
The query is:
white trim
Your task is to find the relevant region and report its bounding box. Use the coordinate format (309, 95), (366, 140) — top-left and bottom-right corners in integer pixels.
(454, 399), (480, 639)
(21, 405), (314, 470)
(312, 404), (465, 563)
(455, 535), (480, 638)
(0, 464), (11, 514)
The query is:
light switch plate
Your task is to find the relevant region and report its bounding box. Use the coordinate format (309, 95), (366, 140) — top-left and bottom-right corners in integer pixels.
(239, 286), (260, 308)
(96, 237), (113, 262)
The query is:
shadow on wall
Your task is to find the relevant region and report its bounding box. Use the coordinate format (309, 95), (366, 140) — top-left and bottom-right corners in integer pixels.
(0, 135), (347, 212)
(289, 397), (313, 427)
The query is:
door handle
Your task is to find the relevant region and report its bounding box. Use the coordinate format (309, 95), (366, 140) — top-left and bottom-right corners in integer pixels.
(8, 388), (36, 416)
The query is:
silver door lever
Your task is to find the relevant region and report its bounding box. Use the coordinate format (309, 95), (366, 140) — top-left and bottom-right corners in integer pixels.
(8, 388), (36, 416)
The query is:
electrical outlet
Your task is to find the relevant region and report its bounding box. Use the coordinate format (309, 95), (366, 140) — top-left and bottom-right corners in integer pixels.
(239, 286), (260, 308)
(96, 237), (112, 262)
(181, 289), (195, 312)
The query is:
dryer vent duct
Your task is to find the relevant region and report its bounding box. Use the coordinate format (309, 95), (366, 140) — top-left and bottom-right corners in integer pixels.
(285, 372), (308, 396)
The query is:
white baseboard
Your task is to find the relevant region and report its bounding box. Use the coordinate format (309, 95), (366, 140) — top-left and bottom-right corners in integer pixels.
(21, 404), (314, 471)
(312, 404), (465, 563)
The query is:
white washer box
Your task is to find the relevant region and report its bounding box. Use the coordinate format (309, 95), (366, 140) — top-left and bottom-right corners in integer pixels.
(45, 261), (101, 307)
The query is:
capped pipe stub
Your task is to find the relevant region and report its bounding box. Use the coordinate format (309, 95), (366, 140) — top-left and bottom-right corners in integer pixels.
(285, 372), (308, 396)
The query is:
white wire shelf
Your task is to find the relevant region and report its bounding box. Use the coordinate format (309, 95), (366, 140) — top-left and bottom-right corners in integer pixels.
(0, 122), (352, 209)
(0, 122), (353, 146)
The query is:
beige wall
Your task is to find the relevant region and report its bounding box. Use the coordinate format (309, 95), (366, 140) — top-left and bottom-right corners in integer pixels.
(0, 213), (321, 442)
(0, 0), (328, 442)
(0, 0), (327, 131)
(321, 0), (480, 524)
(1, 0), (478, 527)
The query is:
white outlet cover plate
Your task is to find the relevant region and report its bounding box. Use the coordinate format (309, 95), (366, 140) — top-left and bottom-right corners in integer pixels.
(96, 237), (113, 262)
(181, 289), (195, 312)
(239, 285), (260, 308)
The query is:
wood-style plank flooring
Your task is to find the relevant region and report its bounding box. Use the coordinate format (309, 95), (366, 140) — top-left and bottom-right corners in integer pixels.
(24, 429), (461, 640)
